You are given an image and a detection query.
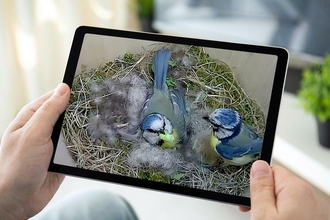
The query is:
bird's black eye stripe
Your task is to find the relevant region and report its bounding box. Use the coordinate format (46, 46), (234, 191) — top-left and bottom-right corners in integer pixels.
(210, 121), (219, 127)
(147, 129), (157, 133)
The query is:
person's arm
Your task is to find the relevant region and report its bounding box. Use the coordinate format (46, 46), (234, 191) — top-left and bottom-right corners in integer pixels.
(240, 160), (330, 219)
(0, 83), (70, 219)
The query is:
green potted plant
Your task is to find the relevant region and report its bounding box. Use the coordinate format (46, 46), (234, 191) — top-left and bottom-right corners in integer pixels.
(298, 54), (330, 148)
(136, 0), (155, 32)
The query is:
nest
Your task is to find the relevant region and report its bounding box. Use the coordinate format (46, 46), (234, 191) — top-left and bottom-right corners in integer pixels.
(62, 43), (265, 196)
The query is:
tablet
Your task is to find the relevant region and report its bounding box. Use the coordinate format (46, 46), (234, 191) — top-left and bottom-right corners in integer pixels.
(50, 26), (288, 207)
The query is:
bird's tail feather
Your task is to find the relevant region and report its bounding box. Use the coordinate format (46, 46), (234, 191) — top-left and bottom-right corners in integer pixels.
(154, 50), (171, 91)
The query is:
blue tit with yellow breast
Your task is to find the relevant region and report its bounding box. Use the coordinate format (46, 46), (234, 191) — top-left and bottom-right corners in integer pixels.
(203, 108), (263, 166)
(141, 50), (189, 149)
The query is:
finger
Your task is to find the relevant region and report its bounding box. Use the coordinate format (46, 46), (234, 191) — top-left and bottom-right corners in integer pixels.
(7, 90), (55, 132)
(25, 83), (70, 137)
(250, 160), (276, 217)
(238, 206), (250, 212)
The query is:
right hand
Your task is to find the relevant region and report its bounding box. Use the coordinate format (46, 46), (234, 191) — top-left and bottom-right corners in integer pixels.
(239, 160), (330, 220)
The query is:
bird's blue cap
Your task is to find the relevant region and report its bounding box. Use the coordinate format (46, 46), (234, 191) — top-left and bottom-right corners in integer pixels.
(141, 113), (164, 131)
(209, 108), (241, 130)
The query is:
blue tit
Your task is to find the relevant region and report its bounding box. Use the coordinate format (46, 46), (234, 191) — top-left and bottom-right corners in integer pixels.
(203, 108), (263, 166)
(141, 50), (189, 149)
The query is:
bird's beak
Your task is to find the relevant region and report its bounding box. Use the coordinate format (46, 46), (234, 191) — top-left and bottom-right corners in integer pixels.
(202, 116), (209, 122)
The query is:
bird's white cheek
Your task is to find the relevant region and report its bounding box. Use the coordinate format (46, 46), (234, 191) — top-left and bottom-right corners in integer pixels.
(215, 128), (233, 140)
(163, 117), (173, 133)
(142, 131), (160, 144)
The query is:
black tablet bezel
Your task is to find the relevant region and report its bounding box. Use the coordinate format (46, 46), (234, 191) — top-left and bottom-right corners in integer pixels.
(50, 26), (288, 207)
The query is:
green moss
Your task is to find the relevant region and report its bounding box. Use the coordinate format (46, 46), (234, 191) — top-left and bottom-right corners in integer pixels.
(168, 59), (177, 67)
(69, 91), (79, 105)
(123, 53), (134, 65)
(166, 77), (177, 88)
(173, 173), (185, 180)
(138, 171), (170, 184)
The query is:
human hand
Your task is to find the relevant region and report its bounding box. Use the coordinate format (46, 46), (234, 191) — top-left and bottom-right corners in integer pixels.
(239, 160), (330, 219)
(0, 83), (70, 219)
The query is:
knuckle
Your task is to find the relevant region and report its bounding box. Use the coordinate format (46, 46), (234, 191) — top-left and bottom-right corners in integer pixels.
(251, 177), (274, 195)
(21, 123), (36, 141)
(42, 98), (56, 110)
(41, 98), (61, 116)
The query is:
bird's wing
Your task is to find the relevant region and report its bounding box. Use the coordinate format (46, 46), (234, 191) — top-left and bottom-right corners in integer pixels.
(169, 86), (191, 142)
(215, 138), (263, 160)
(245, 125), (259, 139)
(141, 92), (152, 119)
(169, 86), (187, 115)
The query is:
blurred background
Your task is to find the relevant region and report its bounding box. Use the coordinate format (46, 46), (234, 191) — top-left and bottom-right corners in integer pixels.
(0, 0), (140, 136)
(1, 0), (329, 219)
(2, 0), (330, 136)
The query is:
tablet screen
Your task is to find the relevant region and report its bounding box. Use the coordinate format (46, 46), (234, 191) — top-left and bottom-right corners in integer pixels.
(51, 27), (288, 206)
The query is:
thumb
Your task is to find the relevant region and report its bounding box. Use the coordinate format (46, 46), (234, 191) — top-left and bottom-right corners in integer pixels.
(250, 160), (276, 217)
(27, 83), (70, 136)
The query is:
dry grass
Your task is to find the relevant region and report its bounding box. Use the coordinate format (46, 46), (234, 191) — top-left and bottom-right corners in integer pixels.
(61, 43), (265, 196)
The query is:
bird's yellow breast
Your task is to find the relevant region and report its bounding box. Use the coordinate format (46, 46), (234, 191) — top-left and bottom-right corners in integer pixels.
(210, 131), (221, 150)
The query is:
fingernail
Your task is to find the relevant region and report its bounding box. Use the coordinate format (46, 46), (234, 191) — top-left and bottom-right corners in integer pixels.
(252, 161), (270, 178)
(53, 83), (67, 96)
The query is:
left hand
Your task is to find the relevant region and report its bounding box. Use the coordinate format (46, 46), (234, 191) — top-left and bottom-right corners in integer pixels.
(0, 83), (70, 219)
